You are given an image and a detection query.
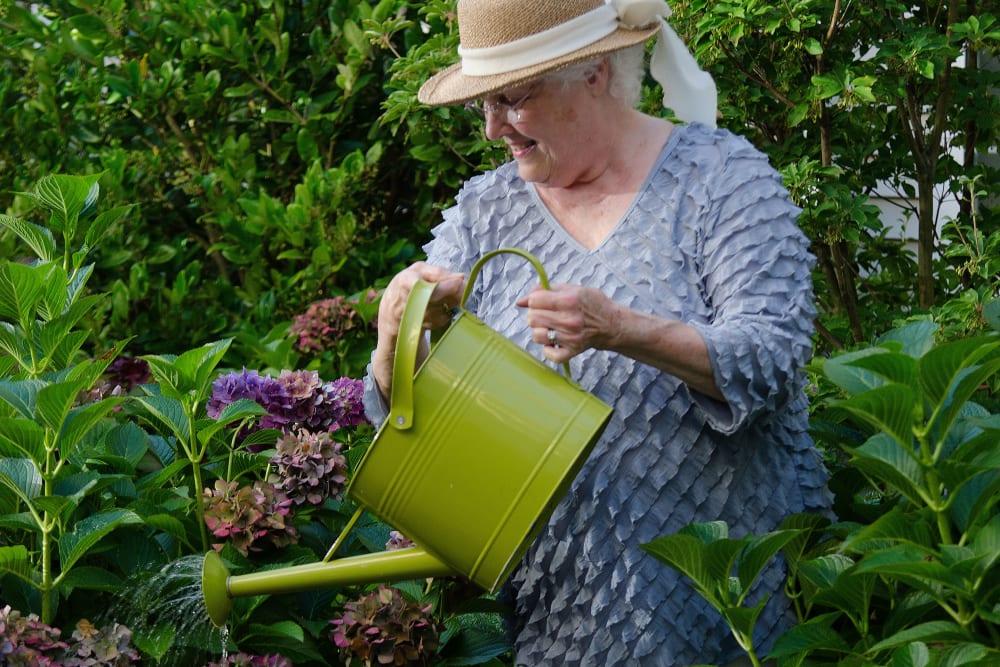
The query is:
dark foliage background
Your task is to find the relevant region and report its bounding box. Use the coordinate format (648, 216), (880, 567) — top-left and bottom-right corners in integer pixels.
(2, 0), (997, 365)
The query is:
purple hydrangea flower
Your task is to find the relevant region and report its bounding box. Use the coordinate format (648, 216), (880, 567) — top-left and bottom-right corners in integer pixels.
(324, 378), (368, 428)
(386, 530), (415, 551)
(290, 297), (356, 354)
(0, 605), (68, 666)
(63, 619), (140, 666)
(290, 290), (379, 355)
(207, 369), (286, 420)
(205, 652), (292, 667)
(268, 429), (349, 506)
(330, 587), (442, 666)
(202, 479), (298, 555)
(208, 370), (369, 446)
(271, 370), (323, 430)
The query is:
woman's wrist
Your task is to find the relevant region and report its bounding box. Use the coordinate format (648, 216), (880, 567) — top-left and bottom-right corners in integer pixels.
(371, 341), (395, 400)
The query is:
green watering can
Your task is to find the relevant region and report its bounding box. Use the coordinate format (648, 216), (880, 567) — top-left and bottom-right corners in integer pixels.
(202, 248), (613, 627)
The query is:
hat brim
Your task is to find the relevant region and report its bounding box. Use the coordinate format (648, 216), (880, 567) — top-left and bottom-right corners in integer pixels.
(417, 25), (660, 106)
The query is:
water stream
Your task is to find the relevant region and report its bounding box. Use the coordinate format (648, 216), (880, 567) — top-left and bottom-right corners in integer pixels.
(103, 554), (229, 666)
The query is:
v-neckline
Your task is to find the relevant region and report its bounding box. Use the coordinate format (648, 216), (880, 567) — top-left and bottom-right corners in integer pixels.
(526, 125), (683, 254)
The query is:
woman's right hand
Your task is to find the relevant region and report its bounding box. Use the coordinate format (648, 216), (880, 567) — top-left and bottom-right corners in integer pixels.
(372, 262), (466, 399)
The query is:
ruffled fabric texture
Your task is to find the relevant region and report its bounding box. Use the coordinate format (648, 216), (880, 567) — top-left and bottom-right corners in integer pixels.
(363, 123), (833, 666)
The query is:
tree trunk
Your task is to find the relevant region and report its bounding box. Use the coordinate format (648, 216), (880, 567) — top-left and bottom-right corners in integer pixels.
(917, 172), (937, 308)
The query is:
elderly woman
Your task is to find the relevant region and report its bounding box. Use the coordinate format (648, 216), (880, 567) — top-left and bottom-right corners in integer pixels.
(362, 0), (833, 664)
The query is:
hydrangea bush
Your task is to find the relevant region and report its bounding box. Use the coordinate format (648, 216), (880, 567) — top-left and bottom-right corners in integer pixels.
(268, 429), (350, 506)
(202, 368), (367, 555)
(0, 172), (509, 667)
(290, 292), (378, 356)
(0, 602), (286, 667)
(205, 653), (294, 667)
(203, 362), (449, 665)
(207, 370), (366, 444)
(330, 587), (443, 667)
(0, 607), (140, 667)
(202, 479), (299, 556)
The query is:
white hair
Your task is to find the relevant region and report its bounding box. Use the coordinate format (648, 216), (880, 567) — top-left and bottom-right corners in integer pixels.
(545, 44), (646, 108)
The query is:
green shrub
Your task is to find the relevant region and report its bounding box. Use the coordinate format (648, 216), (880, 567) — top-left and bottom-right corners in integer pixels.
(0, 0), (464, 359)
(645, 314), (1000, 665)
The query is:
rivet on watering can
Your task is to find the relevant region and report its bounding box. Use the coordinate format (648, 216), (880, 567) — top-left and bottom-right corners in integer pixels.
(396, 416), (406, 425)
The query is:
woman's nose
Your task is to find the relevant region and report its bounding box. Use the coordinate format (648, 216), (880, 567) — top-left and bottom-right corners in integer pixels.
(484, 112), (512, 141)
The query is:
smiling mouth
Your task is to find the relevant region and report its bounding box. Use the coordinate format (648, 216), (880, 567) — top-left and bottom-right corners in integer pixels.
(509, 140), (537, 158)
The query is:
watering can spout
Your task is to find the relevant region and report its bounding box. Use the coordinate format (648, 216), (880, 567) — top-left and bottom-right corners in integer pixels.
(201, 547), (457, 628)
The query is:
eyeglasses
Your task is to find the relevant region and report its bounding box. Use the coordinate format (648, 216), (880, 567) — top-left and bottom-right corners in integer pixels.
(464, 85), (537, 124)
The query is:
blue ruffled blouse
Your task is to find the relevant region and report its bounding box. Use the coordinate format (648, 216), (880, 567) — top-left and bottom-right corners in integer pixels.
(364, 123), (832, 666)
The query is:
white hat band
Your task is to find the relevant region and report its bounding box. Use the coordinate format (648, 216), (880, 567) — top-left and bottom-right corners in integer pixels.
(458, 5), (620, 76)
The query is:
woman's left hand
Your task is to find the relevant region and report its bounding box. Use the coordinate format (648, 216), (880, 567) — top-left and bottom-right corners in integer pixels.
(518, 283), (724, 401)
(517, 284), (621, 363)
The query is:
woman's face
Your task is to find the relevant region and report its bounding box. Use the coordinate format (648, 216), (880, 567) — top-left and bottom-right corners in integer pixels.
(482, 76), (603, 189)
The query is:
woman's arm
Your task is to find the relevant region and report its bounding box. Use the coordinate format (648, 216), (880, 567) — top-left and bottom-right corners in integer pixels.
(518, 286), (724, 401)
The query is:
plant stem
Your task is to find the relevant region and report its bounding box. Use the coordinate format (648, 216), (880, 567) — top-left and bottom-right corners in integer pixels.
(732, 630), (761, 667)
(192, 457), (209, 552)
(40, 444), (56, 625)
(41, 523), (52, 624)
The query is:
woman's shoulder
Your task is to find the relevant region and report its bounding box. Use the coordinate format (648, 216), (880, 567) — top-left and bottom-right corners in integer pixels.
(656, 122), (783, 196)
(427, 161), (539, 277)
(456, 161), (522, 200)
(669, 122), (770, 164)
(449, 161), (530, 220)
(436, 161), (529, 241)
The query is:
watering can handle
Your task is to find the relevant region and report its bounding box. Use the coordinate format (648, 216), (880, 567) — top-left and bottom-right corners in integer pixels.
(388, 248), (570, 431)
(459, 250), (570, 381)
(387, 278), (435, 431)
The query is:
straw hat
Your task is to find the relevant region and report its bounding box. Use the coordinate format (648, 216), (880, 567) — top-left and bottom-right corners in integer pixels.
(417, 0), (718, 127)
